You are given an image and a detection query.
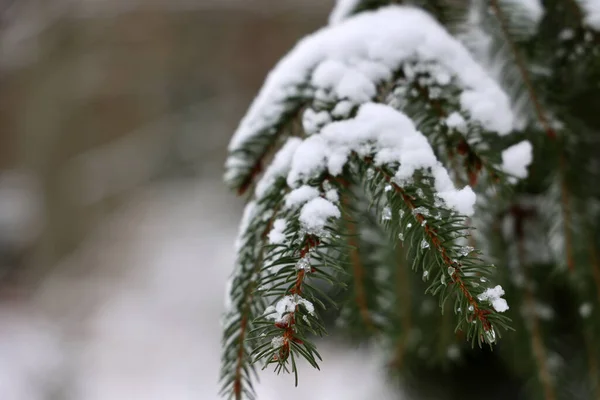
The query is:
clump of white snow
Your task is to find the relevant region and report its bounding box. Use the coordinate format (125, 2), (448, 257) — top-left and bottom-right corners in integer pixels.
(331, 100), (354, 118)
(578, 0), (600, 30)
(264, 295), (316, 324)
(477, 285), (509, 312)
(285, 185), (321, 209)
(271, 336), (285, 349)
(255, 138), (302, 198)
(299, 197), (341, 235)
(268, 219), (287, 244)
(501, 140), (533, 179)
(445, 112), (467, 133)
(302, 108), (331, 135)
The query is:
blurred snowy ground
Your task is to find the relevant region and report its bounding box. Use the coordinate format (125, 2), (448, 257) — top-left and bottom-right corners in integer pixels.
(0, 179), (401, 400)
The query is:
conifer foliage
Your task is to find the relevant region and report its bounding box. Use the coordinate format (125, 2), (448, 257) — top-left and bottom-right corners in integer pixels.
(220, 1), (600, 399)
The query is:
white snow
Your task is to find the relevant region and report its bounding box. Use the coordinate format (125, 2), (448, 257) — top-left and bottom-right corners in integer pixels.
(501, 140), (533, 179)
(299, 197), (341, 235)
(264, 295), (303, 323)
(331, 100), (354, 118)
(445, 111), (467, 133)
(333, 69), (377, 103)
(325, 189), (340, 203)
(288, 103), (477, 216)
(234, 200), (256, 252)
(268, 219), (287, 244)
(227, 6), (515, 181)
(286, 136), (328, 187)
(578, 0), (600, 30)
(505, 0), (544, 26)
(271, 336), (285, 349)
(298, 298), (315, 315)
(285, 185), (321, 209)
(477, 285), (509, 312)
(255, 138), (302, 198)
(302, 108), (331, 135)
(264, 296), (316, 327)
(328, 0), (361, 25)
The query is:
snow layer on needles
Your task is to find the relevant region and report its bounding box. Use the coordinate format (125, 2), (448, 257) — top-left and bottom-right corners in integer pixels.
(268, 219), (287, 244)
(285, 185), (320, 209)
(299, 197), (341, 235)
(287, 103), (477, 216)
(227, 6), (514, 168)
(255, 138), (302, 198)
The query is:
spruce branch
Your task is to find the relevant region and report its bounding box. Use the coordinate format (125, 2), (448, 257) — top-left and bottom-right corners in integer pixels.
(359, 160), (510, 345)
(388, 66), (510, 187)
(220, 182), (287, 400)
(488, 0), (557, 139)
(221, 5), (524, 398)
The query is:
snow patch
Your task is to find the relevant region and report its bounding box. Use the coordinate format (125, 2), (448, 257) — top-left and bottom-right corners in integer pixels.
(285, 186), (321, 209)
(264, 295), (315, 323)
(578, 0), (600, 30)
(445, 111), (467, 133)
(268, 219), (287, 244)
(299, 197), (341, 235)
(478, 285), (509, 312)
(255, 138), (302, 198)
(501, 140), (533, 179)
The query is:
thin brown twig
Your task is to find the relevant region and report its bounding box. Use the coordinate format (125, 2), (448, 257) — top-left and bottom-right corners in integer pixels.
(345, 212), (377, 332)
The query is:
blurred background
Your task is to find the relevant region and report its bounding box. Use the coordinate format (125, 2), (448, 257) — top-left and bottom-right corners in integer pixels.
(0, 0), (401, 399)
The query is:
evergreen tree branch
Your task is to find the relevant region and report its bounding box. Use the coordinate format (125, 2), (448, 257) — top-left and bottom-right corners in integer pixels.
(395, 75), (506, 186)
(487, 0), (578, 275)
(488, 0), (556, 139)
(220, 179), (289, 400)
(360, 158), (510, 346)
(230, 107), (306, 195)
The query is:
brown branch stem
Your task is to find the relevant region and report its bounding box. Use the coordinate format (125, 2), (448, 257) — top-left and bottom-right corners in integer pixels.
(344, 204), (376, 332)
